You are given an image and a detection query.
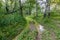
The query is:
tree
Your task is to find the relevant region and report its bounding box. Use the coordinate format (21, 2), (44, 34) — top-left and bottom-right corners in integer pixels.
(5, 0), (9, 13)
(19, 0), (23, 16)
(44, 0), (50, 18)
(27, 0), (36, 15)
(46, 0), (50, 18)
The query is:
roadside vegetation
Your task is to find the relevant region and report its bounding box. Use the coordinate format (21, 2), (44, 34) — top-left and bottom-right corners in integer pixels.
(0, 0), (60, 40)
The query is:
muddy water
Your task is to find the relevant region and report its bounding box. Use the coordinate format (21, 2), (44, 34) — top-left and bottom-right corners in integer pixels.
(39, 25), (45, 32)
(36, 25), (45, 40)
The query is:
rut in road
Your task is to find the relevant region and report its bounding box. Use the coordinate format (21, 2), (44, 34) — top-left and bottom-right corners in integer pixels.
(29, 22), (45, 40)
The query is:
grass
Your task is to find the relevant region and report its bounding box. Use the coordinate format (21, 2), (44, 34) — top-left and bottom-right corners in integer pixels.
(0, 11), (60, 40)
(18, 12), (60, 40)
(17, 26), (37, 40)
(0, 13), (27, 40)
(15, 15), (38, 40)
(31, 13), (60, 40)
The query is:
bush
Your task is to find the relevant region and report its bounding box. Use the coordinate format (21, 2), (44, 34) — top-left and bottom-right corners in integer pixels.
(0, 13), (26, 26)
(0, 13), (27, 40)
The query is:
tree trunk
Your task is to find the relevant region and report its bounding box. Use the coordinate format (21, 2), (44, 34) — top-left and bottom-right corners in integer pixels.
(46, 0), (50, 18)
(44, 0), (50, 18)
(19, 0), (23, 16)
(6, 0), (9, 13)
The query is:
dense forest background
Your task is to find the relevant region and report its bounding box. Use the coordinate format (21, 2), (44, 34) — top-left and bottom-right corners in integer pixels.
(0, 0), (60, 40)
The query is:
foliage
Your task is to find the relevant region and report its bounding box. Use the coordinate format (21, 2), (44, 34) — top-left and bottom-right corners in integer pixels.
(0, 13), (27, 40)
(0, 0), (60, 40)
(17, 26), (37, 40)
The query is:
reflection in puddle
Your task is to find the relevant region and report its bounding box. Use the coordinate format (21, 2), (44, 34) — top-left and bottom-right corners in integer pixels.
(39, 25), (45, 32)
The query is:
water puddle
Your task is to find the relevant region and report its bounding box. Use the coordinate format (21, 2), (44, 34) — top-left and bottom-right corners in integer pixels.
(39, 25), (45, 32)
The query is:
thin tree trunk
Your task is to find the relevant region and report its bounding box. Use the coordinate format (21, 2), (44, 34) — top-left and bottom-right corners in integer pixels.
(19, 0), (23, 16)
(6, 0), (9, 13)
(47, 0), (50, 18)
(44, 0), (50, 18)
(44, 1), (47, 18)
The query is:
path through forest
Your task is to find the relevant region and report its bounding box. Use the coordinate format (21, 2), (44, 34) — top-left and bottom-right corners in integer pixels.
(29, 22), (45, 40)
(13, 22), (45, 40)
(13, 21), (57, 40)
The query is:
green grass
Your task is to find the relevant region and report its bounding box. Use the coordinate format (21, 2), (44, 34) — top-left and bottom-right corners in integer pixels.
(16, 16), (37, 40)
(17, 28), (37, 40)
(25, 13), (60, 40)
(17, 26), (31, 40)
(0, 13), (27, 40)
(0, 11), (60, 40)
(32, 13), (60, 40)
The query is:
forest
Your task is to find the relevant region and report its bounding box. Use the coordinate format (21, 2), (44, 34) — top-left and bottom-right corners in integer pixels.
(0, 0), (60, 40)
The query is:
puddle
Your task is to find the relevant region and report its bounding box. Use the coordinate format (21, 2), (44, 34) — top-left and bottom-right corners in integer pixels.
(39, 25), (45, 32)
